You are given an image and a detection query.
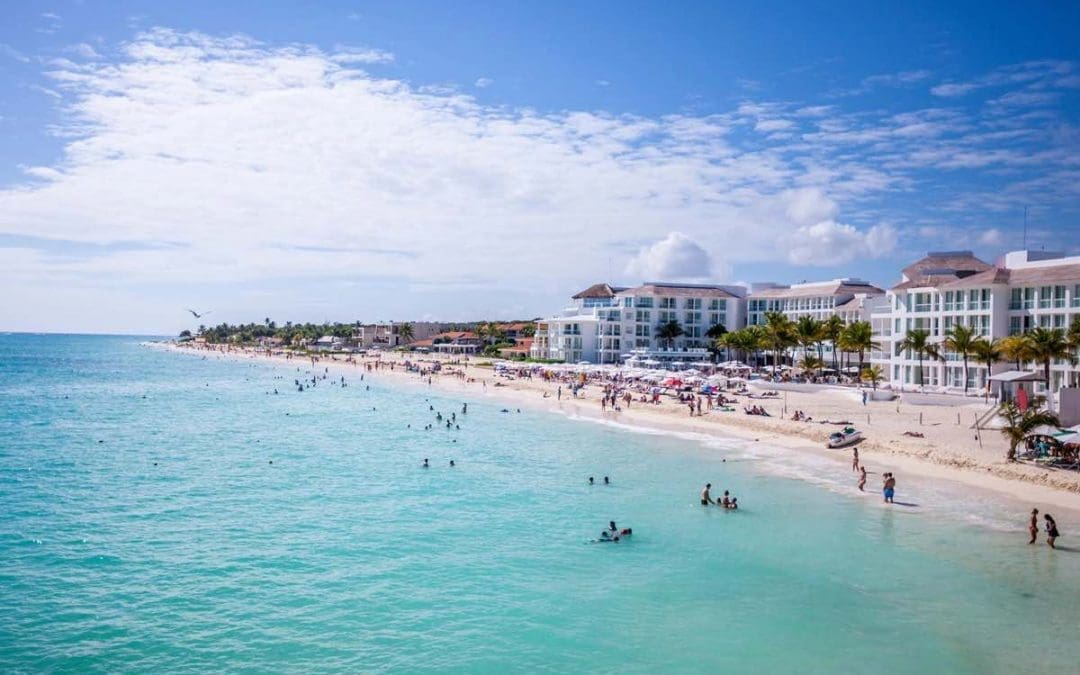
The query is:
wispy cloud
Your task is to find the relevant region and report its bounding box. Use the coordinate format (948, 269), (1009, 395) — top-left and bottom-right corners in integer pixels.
(474, 77), (493, 88)
(0, 29), (1075, 329)
(0, 43), (30, 63)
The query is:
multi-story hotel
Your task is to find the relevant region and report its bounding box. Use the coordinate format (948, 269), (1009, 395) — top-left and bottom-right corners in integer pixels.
(746, 279), (885, 326)
(531, 282), (746, 364)
(871, 250), (1080, 392)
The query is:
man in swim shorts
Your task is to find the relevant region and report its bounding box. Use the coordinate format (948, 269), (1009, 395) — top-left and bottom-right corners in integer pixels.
(701, 483), (714, 506)
(883, 472), (895, 504)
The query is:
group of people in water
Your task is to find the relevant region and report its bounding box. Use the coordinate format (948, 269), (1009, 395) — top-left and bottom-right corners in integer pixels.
(595, 521), (633, 543)
(1030, 509), (1061, 548)
(699, 483), (739, 509)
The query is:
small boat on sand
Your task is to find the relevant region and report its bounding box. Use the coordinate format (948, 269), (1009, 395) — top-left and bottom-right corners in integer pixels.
(826, 427), (863, 448)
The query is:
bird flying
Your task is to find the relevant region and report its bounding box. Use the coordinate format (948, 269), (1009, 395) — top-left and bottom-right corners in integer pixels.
(185, 308), (212, 319)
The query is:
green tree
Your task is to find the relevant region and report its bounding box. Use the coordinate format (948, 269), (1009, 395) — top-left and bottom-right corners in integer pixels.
(998, 396), (1060, 461)
(1026, 327), (1077, 408)
(656, 320), (685, 349)
(794, 316), (823, 376)
(822, 314), (845, 373)
(398, 322), (415, 345)
(970, 337), (1003, 400)
(840, 320), (878, 378)
(861, 365), (884, 391)
(1001, 334), (1034, 370)
(898, 328), (942, 388)
(763, 312), (795, 377)
(521, 323), (537, 338)
(942, 323), (978, 394)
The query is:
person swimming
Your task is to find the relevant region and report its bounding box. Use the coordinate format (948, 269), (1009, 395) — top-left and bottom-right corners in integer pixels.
(422, 458), (429, 468)
(609, 521), (617, 532)
(449, 460), (455, 467)
(603, 476), (610, 485)
(588, 476), (594, 485)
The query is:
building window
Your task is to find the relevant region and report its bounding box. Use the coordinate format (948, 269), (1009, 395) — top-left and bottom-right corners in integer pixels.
(635, 297), (653, 308)
(1023, 288), (1035, 309)
(1054, 285), (1067, 308)
(1073, 285), (1080, 308)
(659, 297), (676, 309)
(1039, 286), (1052, 309)
(635, 310), (651, 323)
(1010, 288), (1022, 310)
(686, 298), (702, 310)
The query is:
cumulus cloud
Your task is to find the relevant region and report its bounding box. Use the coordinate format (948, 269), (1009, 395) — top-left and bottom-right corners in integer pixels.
(783, 187), (838, 225)
(784, 222), (897, 266)
(0, 29), (1073, 331)
(625, 232), (720, 280)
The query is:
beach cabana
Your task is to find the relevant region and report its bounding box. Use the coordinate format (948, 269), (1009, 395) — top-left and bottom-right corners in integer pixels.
(989, 371), (1045, 405)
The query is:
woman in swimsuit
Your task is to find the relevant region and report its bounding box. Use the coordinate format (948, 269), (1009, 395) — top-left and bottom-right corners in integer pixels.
(1029, 508), (1040, 545)
(1045, 514), (1060, 549)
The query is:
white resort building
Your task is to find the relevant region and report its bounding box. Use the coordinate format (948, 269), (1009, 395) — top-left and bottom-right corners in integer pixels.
(746, 278), (885, 326)
(871, 250), (1080, 393)
(531, 282), (746, 364)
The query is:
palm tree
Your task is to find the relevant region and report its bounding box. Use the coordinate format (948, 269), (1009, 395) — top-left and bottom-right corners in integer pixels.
(970, 337), (1003, 401)
(398, 322), (415, 345)
(822, 315), (845, 373)
(942, 324), (978, 394)
(840, 320), (878, 378)
(861, 365), (884, 391)
(799, 355), (825, 373)
(795, 316), (823, 375)
(706, 323), (728, 362)
(1026, 327), (1076, 409)
(1000, 334), (1034, 370)
(763, 311), (794, 377)
(898, 328), (942, 388)
(998, 396), (1060, 461)
(656, 320), (685, 349)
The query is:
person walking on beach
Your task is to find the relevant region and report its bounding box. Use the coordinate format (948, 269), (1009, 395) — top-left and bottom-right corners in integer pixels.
(852, 447), (859, 472)
(1044, 514), (1060, 549)
(557, 386), (562, 401)
(883, 472), (896, 504)
(701, 483), (714, 506)
(862, 390), (868, 406)
(1028, 509), (1040, 544)
(858, 466), (867, 492)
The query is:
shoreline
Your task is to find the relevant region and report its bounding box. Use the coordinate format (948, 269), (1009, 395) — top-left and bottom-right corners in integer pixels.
(159, 342), (1080, 517)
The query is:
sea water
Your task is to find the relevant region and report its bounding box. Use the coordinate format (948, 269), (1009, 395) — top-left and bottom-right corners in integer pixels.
(2, 334), (1079, 674)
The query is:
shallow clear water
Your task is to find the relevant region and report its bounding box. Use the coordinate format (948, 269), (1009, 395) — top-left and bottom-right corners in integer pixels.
(2, 334), (1079, 673)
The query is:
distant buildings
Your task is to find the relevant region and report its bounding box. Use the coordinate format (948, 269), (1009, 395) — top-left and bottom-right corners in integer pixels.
(871, 250), (1080, 392)
(530, 282), (746, 364)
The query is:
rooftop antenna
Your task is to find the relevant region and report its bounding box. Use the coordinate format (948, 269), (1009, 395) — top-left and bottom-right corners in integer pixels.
(1023, 205), (1028, 250)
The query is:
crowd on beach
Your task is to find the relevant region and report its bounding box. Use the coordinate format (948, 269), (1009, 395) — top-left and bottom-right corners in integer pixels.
(174, 341), (1069, 551)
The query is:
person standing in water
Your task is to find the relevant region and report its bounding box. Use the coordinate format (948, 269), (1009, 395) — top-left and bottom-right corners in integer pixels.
(701, 483), (714, 506)
(1029, 508), (1040, 544)
(852, 447), (859, 472)
(858, 466), (867, 492)
(882, 472), (896, 504)
(1045, 514), (1060, 549)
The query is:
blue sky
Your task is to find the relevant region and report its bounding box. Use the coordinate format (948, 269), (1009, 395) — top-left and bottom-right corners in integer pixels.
(1, 1), (1078, 334)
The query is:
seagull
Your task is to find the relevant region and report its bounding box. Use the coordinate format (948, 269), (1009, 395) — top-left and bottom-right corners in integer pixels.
(185, 308), (212, 319)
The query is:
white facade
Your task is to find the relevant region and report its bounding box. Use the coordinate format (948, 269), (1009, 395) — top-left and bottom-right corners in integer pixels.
(746, 278), (884, 326)
(531, 282), (746, 364)
(872, 250), (1080, 393)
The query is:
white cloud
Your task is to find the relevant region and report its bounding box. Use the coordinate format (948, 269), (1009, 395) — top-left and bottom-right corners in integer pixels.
(979, 228), (1004, 246)
(931, 82), (979, 97)
(595, 79), (611, 87)
(0, 30), (1072, 331)
(474, 77), (493, 88)
(330, 47), (394, 64)
(754, 118), (794, 132)
(783, 187), (838, 225)
(625, 232), (719, 280)
(784, 221), (896, 265)
(0, 43), (30, 63)
(65, 43), (101, 59)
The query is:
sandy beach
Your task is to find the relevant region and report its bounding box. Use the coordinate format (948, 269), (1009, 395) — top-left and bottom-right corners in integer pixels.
(168, 342), (1080, 514)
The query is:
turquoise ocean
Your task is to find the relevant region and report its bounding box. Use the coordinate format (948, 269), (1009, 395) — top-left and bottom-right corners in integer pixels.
(2, 334), (1080, 673)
